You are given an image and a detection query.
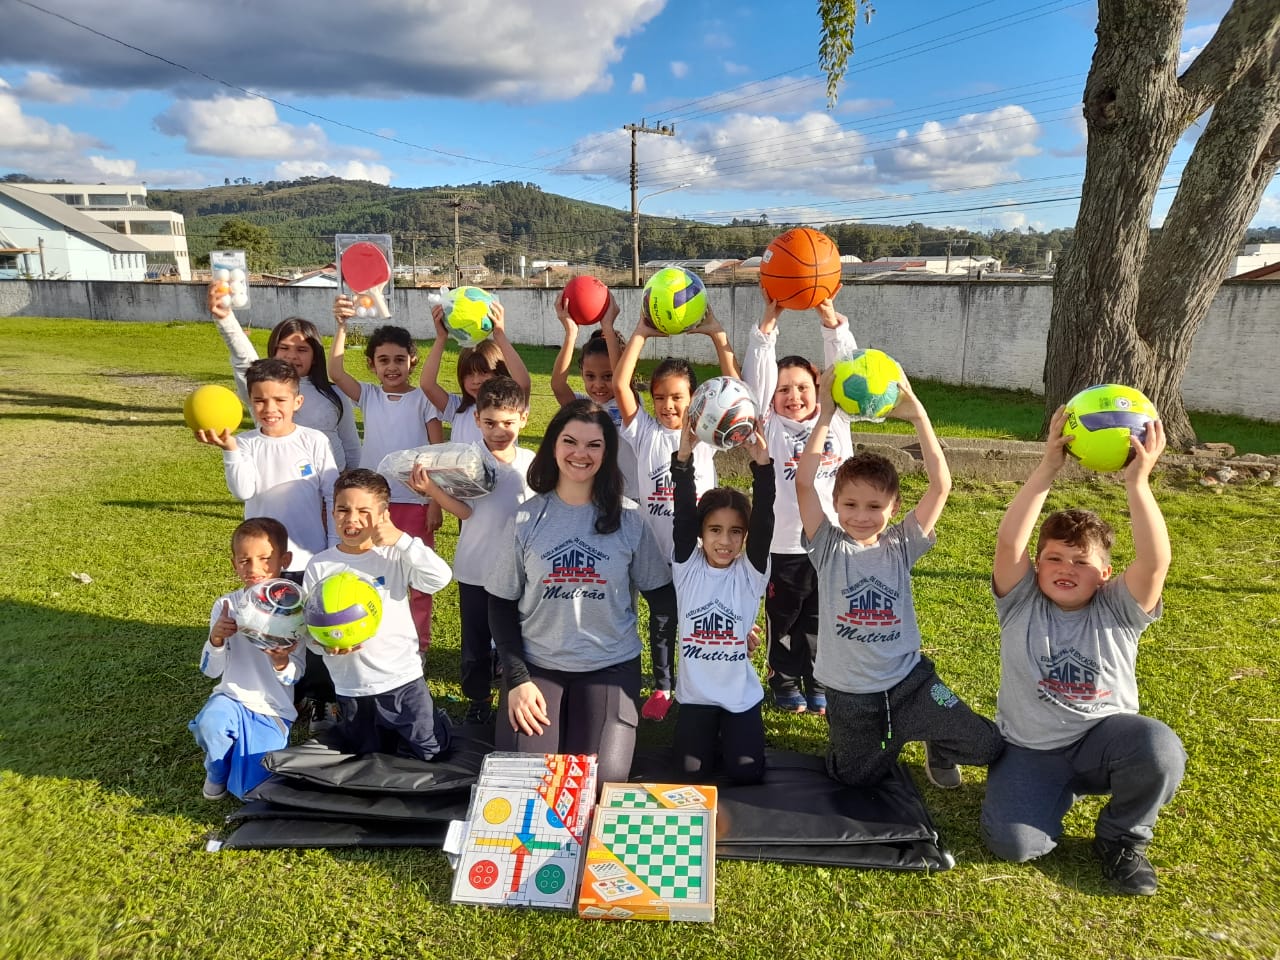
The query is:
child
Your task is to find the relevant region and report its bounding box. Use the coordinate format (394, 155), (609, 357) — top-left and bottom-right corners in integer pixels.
(743, 294), (857, 714)
(208, 282), (361, 470)
(189, 517), (305, 800)
(195, 357), (338, 572)
(303, 468), (454, 760)
(797, 370), (1003, 789)
(330, 304), (442, 650)
(981, 409), (1182, 896)
(550, 298), (638, 500)
(613, 299), (740, 720)
(670, 419), (774, 783)
(421, 298), (531, 446)
(407, 376), (535, 725)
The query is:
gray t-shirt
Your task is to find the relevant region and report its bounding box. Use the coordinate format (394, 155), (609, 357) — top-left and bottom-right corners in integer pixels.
(805, 513), (934, 694)
(994, 568), (1160, 750)
(487, 492), (672, 673)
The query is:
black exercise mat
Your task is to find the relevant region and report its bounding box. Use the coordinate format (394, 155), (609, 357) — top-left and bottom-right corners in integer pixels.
(719, 840), (954, 872)
(245, 775), (471, 822)
(260, 734), (488, 794)
(219, 816), (448, 850)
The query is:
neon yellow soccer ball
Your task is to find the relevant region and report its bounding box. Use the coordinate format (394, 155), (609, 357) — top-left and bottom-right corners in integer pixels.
(304, 571), (382, 650)
(643, 267), (707, 334)
(1063, 384), (1158, 472)
(830, 349), (903, 421)
(443, 287), (496, 347)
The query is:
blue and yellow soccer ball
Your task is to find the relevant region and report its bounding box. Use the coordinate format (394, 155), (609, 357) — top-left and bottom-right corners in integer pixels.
(443, 287), (496, 347)
(830, 349), (903, 421)
(643, 267), (707, 335)
(1063, 384), (1158, 472)
(304, 571), (382, 650)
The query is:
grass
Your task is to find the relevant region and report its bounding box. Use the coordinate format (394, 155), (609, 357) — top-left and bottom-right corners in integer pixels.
(0, 316), (1278, 960)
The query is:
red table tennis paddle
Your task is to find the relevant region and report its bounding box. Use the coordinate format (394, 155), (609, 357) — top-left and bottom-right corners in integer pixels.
(340, 241), (392, 318)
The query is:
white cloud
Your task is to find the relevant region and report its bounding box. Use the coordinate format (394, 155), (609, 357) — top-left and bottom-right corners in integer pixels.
(722, 61), (750, 76)
(0, 86), (100, 152)
(652, 75), (826, 117)
(0, 0), (666, 102)
(875, 105), (1042, 189)
(10, 70), (86, 104)
(671, 61), (689, 79)
(630, 72), (646, 93)
(275, 160), (393, 185)
(1050, 112), (1088, 157)
(154, 96), (330, 159)
(1250, 193), (1280, 227)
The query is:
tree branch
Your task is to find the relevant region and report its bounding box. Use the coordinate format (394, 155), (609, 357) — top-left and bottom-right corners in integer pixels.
(1179, 0), (1280, 115)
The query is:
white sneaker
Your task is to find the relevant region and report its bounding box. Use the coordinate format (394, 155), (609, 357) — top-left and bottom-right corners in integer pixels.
(202, 777), (228, 800)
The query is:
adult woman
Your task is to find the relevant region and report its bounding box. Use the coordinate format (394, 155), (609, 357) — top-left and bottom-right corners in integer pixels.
(487, 399), (673, 783)
(209, 283), (361, 470)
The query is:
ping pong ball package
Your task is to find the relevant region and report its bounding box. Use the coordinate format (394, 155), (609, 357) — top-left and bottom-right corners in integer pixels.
(335, 234), (395, 319)
(210, 249), (249, 310)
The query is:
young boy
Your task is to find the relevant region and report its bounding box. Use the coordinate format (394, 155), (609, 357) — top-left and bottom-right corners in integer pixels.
(981, 408), (1183, 896)
(796, 372), (1003, 788)
(189, 517), (305, 800)
(303, 468), (454, 760)
(407, 377), (534, 726)
(196, 357), (338, 572)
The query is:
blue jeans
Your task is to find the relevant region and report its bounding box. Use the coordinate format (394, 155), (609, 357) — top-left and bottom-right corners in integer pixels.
(189, 693), (289, 798)
(981, 713), (1185, 861)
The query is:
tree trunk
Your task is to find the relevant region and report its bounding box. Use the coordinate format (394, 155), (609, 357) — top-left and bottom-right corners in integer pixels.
(1043, 0), (1280, 445)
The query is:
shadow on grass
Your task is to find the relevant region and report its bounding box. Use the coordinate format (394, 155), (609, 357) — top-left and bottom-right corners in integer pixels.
(0, 387), (177, 414)
(103, 499), (245, 521)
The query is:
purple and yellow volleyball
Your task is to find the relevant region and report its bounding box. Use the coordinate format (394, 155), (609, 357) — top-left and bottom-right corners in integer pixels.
(1063, 384), (1158, 472)
(304, 571), (382, 649)
(643, 267), (707, 335)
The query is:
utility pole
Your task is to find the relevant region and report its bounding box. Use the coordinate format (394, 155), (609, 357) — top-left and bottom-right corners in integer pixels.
(625, 120), (675, 286)
(444, 193), (478, 288)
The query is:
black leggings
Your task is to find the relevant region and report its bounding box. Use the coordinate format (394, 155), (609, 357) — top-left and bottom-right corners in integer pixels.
(495, 657), (641, 785)
(673, 701), (766, 784)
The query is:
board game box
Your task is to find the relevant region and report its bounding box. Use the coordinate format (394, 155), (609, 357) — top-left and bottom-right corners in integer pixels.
(577, 782), (717, 923)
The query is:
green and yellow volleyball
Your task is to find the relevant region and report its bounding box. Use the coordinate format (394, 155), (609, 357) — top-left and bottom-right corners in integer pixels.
(643, 267), (707, 335)
(304, 571), (382, 650)
(1063, 384), (1158, 472)
(830, 349), (903, 421)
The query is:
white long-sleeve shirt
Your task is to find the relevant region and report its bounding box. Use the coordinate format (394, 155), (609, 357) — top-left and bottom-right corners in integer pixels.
(222, 425), (339, 570)
(200, 588), (304, 721)
(743, 323), (856, 555)
(303, 535), (453, 697)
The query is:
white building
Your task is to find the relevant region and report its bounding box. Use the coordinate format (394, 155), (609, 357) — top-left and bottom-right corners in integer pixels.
(9, 182), (191, 280)
(1226, 242), (1280, 278)
(0, 185), (149, 281)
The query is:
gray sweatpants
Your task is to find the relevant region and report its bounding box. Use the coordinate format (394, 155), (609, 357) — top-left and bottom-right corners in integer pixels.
(825, 656), (1004, 786)
(980, 713), (1185, 861)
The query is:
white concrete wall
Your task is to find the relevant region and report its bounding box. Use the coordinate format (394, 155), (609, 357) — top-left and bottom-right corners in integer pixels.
(1, 279), (1276, 420)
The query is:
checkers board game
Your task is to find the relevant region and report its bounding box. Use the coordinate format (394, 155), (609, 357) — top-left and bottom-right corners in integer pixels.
(577, 782), (717, 922)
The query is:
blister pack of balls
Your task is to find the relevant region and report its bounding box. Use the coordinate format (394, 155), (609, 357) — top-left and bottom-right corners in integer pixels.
(210, 250), (249, 310)
(335, 233), (394, 319)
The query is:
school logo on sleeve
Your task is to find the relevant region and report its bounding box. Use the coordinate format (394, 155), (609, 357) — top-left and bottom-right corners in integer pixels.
(835, 577), (902, 643)
(540, 539), (609, 600)
(646, 465), (674, 517)
(295, 460), (315, 478)
(681, 599), (748, 663)
(782, 426), (839, 481)
(1037, 648), (1112, 711)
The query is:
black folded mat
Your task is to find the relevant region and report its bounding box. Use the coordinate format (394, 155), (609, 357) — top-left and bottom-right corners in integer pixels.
(245, 775), (472, 822)
(258, 733), (488, 794)
(220, 816), (449, 850)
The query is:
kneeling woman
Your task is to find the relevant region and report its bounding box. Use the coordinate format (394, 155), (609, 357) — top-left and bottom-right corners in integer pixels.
(487, 399), (673, 783)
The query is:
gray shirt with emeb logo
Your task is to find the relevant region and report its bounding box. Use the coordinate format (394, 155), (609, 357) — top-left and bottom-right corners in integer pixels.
(487, 492), (671, 673)
(994, 569), (1159, 751)
(805, 514), (934, 695)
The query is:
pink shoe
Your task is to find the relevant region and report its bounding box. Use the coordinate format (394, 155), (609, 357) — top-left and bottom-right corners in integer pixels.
(641, 690), (673, 721)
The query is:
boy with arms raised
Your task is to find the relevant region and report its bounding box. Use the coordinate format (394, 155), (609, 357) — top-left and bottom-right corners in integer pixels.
(797, 371), (1002, 789)
(982, 408), (1183, 896)
(196, 357), (338, 572)
(304, 468), (454, 760)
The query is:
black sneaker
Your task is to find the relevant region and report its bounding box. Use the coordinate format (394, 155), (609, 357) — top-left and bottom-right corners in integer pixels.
(464, 700), (495, 726)
(1093, 837), (1158, 896)
(923, 742), (962, 789)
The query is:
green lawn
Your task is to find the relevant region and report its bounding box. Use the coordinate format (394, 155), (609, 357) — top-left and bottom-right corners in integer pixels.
(1, 317), (1278, 960)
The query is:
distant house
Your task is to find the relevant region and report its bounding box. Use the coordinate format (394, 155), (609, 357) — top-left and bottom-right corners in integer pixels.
(0, 185), (149, 281)
(11, 181), (191, 280)
(1226, 258), (1280, 281)
(1226, 242), (1280, 278)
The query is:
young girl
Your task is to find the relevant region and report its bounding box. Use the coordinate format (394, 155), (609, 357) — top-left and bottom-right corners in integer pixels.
(550, 296), (638, 500)
(486, 399), (674, 784)
(330, 299), (443, 650)
(208, 282), (361, 470)
(421, 299), (531, 445)
(613, 299), (740, 721)
(743, 291), (857, 715)
(670, 419), (774, 784)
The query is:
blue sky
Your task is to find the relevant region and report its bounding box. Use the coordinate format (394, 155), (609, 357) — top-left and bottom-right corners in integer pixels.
(2, 0), (1266, 234)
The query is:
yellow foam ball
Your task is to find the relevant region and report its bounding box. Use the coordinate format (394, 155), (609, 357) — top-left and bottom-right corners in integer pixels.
(184, 384), (243, 434)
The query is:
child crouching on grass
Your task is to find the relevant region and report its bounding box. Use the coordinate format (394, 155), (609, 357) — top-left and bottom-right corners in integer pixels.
(190, 517), (305, 801)
(303, 469), (454, 761)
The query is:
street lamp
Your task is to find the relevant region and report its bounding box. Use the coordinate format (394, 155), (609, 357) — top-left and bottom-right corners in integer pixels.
(632, 182), (690, 286)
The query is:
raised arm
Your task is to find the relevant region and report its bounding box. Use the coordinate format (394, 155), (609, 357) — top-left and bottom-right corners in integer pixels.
(744, 432), (775, 574)
(692, 303), (739, 378)
(419, 305), (451, 411)
(328, 298), (362, 403)
(208, 281), (257, 405)
(795, 374), (837, 541)
(816, 294), (856, 365)
(993, 405), (1071, 597)
(1121, 420), (1171, 613)
(889, 376), (950, 536)
(742, 292), (783, 412)
(405, 462), (474, 521)
(550, 294), (579, 406)
(488, 301), (531, 397)
(670, 421), (700, 564)
(614, 303), (664, 426)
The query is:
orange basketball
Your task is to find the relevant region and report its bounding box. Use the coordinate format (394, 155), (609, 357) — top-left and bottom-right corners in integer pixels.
(759, 227), (842, 310)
